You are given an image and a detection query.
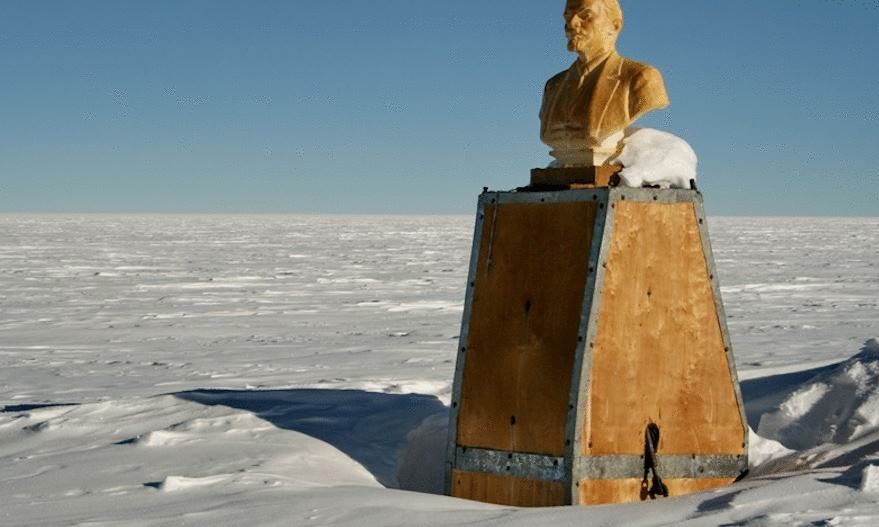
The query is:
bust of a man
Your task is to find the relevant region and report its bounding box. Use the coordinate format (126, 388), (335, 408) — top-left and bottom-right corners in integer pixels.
(540, 0), (670, 167)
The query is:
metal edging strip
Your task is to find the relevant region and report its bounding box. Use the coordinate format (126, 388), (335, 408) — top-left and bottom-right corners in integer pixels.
(455, 447), (566, 482)
(494, 188), (606, 205)
(569, 188), (617, 503)
(576, 453), (748, 480)
(445, 191), (494, 494)
(607, 187), (699, 204)
(453, 448), (746, 484)
(562, 187), (611, 505)
(693, 196), (750, 457)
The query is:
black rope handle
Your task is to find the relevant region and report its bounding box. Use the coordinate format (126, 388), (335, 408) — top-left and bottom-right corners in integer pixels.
(641, 422), (669, 500)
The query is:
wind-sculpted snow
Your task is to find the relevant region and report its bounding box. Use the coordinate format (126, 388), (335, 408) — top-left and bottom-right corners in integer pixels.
(758, 339), (879, 450)
(0, 214), (878, 526)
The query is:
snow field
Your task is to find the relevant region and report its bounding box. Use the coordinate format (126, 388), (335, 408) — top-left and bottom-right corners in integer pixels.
(1, 214), (878, 526)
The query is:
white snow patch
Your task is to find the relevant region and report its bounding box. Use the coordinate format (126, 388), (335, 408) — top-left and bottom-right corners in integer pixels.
(861, 464), (879, 492)
(151, 474), (233, 492)
(781, 383), (831, 419)
(854, 392), (879, 438)
(609, 127), (697, 189)
(748, 427), (795, 468)
(135, 430), (202, 447)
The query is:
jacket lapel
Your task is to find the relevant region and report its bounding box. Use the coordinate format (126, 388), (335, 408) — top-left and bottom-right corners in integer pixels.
(588, 52), (624, 142)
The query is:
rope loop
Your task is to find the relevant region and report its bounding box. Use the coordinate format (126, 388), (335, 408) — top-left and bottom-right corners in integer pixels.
(641, 422), (669, 500)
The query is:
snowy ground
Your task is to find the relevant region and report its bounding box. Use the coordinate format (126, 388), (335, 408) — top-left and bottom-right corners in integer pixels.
(1, 213), (878, 526)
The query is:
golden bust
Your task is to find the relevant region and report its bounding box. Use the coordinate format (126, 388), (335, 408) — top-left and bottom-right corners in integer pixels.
(540, 0), (670, 167)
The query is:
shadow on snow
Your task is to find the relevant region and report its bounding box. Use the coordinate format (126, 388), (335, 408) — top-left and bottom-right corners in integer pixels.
(175, 388), (448, 490)
(173, 346), (878, 497)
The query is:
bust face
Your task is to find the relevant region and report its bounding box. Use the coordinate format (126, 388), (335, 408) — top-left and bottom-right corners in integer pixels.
(563, 0), (620, 62)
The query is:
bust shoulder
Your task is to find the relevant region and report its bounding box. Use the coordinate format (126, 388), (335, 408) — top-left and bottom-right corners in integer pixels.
(616, 56), (670, 117)
(544, 69), (571, 92)
(617, 57), (662, 83)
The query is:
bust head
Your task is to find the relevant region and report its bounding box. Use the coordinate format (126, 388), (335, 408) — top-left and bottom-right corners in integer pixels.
(564, 0), (623, 63)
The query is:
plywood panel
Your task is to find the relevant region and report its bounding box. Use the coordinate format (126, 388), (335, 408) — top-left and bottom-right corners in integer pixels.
(530, 165), (622, 187)
(578, 477), (735, 505)
(585, 201), (744, 456)
(451, 470), (566, 507)
(457, 201), (597, 455)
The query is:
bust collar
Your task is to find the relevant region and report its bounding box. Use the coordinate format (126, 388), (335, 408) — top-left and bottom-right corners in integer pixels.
(573, 49), (614, 77)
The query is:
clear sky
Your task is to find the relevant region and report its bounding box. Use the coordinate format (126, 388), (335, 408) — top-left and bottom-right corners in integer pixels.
(1, 0), (877, 215)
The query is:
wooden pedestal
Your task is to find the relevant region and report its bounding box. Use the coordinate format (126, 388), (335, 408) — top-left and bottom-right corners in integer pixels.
(445, 187), (747, 507)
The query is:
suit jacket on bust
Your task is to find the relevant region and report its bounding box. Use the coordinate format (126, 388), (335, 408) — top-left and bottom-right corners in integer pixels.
(540, 52), (670, 149)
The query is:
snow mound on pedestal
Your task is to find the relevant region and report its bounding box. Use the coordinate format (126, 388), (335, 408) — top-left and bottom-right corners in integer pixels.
(610, 127), (697, 189)
(758, 338), (879, 450)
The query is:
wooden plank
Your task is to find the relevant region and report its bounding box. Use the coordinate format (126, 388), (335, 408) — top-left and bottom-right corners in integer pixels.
(585, 201), (745, 456)
(457, 201), (597, 455)
(578, 477), (736, 505)
(529, 166), (622, 188)
(451, 470), (566, 507)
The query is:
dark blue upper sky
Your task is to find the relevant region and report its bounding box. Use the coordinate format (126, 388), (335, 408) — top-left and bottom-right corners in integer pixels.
(1, 0), (877, 215)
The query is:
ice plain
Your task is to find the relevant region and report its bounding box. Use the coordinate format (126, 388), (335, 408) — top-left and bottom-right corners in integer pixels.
(1, 213), (878, 526)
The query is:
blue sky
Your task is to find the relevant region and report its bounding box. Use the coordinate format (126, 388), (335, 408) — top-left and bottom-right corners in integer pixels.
(1, 0), (877, 215)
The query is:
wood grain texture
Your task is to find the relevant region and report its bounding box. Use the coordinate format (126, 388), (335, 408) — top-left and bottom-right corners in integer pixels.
(530, 165), (622, 187)
(578, 477), (736, 505)
(457, 201), (597, 455)
(451, 470), (566, 507)
(584, 201), (745, 456)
